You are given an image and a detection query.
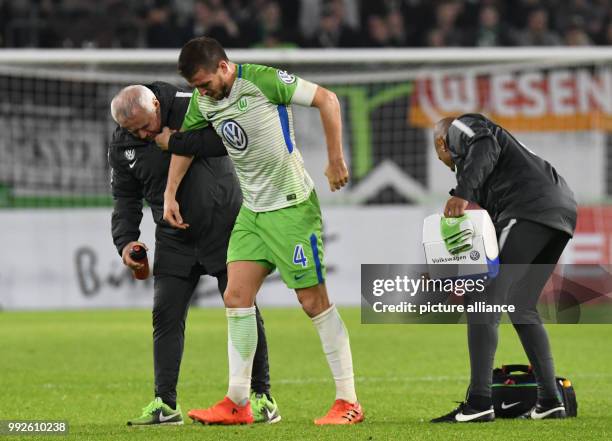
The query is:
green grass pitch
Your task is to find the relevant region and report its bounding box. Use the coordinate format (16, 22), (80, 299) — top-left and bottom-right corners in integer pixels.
(1, 308), (611, 440)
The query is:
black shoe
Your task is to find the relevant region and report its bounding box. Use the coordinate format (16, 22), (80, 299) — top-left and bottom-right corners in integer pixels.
(521, 401), (566, 420)
(431, 402), (495, 423)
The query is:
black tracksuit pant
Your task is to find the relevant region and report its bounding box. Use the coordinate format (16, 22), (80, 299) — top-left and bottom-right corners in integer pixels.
(153, 265), (270, 407)
(465, 219), (571, 406)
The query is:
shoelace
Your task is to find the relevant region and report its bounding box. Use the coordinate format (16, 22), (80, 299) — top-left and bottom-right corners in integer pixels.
(342, 408), (360, 421)
(450, 401), (466, 413)
(141, 399), (163, 416)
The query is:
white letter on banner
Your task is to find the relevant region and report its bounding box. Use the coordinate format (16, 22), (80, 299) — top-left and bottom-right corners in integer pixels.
(491, 74), (517, 117)
(577, 68), (612, 114)
(517, 72), (546, 117)
(549, 70), (574, 116)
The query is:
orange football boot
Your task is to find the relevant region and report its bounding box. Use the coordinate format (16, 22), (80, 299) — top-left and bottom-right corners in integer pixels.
(314, 399), (365, 425)
(188, 397), (254, 425)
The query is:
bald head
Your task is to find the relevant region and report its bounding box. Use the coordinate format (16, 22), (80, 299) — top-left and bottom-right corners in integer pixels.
(434, 117), (454, 142)
(433, 117), (456, 171)
(110, 85), (157, 124)
(110, 85), (161, 140)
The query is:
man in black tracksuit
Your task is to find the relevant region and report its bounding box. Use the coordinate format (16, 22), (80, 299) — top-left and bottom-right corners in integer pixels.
(108, 82), (279, 425)
(431, 113), (577, 422)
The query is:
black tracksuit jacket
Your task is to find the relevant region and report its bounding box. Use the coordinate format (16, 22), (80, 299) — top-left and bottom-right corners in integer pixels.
(447, 113), (577, 236)
(108, 82), (241, 277)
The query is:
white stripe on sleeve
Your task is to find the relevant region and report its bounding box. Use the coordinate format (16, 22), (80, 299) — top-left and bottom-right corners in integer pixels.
(291, 78), (318, 106)
(452, 119), (475, 138)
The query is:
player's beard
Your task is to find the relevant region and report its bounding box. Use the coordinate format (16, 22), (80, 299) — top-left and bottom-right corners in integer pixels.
(219, 81), (231, 100)
(210, 79), (232, 100)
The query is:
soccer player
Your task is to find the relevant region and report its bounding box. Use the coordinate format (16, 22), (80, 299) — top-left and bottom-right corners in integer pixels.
(157, 37), (364, 425)
(431, 114), (577, 422)
(109, 82), (280, 425)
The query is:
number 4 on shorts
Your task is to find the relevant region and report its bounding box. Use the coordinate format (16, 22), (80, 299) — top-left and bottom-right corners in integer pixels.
(293, 244), (308, 267)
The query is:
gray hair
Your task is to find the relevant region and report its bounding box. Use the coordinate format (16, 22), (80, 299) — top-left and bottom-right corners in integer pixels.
(110, 85), (157, 124)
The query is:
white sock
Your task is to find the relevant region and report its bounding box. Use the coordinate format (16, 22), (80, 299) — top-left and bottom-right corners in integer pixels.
(226, 306), (257, 406)
(311, 304), (357, 403)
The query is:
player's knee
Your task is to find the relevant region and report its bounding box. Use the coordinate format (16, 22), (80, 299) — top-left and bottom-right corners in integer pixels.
(223, 286), (252, 308)
(223, 289), (239, 308)
(298, 290), (330, 317)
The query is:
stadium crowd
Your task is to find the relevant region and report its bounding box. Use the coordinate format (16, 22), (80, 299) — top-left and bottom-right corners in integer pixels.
(1, 0), (611, 48)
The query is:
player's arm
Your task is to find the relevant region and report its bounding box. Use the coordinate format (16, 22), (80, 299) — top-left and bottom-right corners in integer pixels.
(160, 88), (209, 229)
(310, 85), (349, 192)
(246, 64), (349, 191)
(155, 126), (227, 157)
(163, 154), (193, 230)
(451, 119), (501, 203)
(155, 88), (222, 156)
(108, 143), (148, 270)
(151, 83), (225, 156)
(284, 72), (349, 192)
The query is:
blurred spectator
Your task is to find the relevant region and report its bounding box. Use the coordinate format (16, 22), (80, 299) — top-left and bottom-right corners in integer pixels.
(426, 28), (448, 47)
(424, 0), (464, 47)
(253, 1), (297, 47)
(514, 7), (562, 46)
(563, 17), (593, 46)
(2, 0), (612, 49)
(188, 0), (242, 47)
(464, 4), (514, 46)
(299, 0), (360, 41)
(506, 0), (543, 29)
(306, 0), (361, 47)
(145, 1), (183, 48)
(556, 0), (607, 42)
(365, 15), (391, 47)
(598, 18), (612, 45)
(387, 8), (408, 47)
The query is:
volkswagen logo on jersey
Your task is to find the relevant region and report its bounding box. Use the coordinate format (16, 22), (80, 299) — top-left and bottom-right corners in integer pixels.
(221, 120), (248, 150)
(277, 70), (296, 84)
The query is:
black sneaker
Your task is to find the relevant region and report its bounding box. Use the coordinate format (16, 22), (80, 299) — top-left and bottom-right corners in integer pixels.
(431, 402), (495, 423)
(521, 401), (566, 420)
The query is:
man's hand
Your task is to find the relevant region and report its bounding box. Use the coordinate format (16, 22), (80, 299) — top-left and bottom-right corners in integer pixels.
(325, 158), (349, 192)
(121, 241), (148, 270)
(155, 127), (176, 151)
(163, 194), (189, 229)
(444, 196), (469, 217)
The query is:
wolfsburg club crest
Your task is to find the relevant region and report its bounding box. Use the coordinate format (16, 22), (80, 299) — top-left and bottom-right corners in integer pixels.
(277, 70), (296, 84)
(124, 149), (135, 161)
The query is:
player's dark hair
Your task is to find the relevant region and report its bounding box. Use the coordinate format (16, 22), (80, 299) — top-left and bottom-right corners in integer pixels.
(178, 37), (228, 80)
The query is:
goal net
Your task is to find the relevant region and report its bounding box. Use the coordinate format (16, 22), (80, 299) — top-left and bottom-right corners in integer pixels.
(0, 48), (611, 208)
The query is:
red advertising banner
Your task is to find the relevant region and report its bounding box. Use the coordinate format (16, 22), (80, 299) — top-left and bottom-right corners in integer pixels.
(563, 206), (612, 264)
(410, 67), (612, 131)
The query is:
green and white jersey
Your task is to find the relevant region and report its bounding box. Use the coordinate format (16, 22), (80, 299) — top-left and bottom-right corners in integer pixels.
(182, 63), (318, 212)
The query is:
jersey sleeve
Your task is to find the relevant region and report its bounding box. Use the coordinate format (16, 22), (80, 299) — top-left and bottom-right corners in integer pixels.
(168, 126), (228, 157)
(449, 117), (501, 202)
(242, 64), (317, 106)
(181, 89), (209, 131)
(108, 142), (144, 256)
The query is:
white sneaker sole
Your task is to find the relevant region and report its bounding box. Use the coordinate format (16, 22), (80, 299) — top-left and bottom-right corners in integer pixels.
(267, 414), (282, 424)
(127, 420), (184, 427)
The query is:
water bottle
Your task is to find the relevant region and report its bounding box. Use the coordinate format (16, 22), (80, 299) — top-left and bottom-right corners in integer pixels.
(129, 245), (150, 280)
